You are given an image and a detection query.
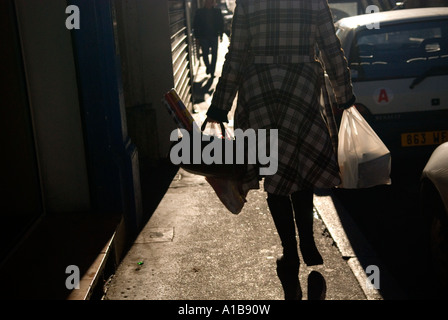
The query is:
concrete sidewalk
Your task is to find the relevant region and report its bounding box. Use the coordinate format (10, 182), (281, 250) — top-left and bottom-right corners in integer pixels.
(103, 168), (370, 300)
(101, 35), (389, 301)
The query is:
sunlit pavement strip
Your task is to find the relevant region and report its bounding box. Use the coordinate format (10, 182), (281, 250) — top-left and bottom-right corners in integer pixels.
(103, 170), (368, 300)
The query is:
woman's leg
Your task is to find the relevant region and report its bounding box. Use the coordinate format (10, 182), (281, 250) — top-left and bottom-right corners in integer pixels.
(267, 193), (302, 300)
(290, 189), (323, 266)
(209, 37), (219, 76)
(200, 38), (211, 73)
(266, 193), (299, 263)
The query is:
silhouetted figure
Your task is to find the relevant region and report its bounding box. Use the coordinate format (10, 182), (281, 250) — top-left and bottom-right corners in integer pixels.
(206, 0), (355, 300)
(193, 0), (224, 77)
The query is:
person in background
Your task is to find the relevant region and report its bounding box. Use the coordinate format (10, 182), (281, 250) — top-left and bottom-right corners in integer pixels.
(206, 0), (355, 299)
(193, 0), (224, 78)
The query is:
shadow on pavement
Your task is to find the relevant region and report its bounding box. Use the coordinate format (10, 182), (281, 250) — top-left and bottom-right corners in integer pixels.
(330, 170), (437, 299)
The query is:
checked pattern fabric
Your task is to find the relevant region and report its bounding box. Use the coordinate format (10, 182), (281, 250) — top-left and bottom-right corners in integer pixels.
(210, 0), (355, 196)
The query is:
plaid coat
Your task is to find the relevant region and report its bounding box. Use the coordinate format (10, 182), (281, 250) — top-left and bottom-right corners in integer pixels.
(208, 0), (355, 196)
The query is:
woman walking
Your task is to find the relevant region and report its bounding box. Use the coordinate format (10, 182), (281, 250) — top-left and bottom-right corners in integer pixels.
(206, 0), (355, 299)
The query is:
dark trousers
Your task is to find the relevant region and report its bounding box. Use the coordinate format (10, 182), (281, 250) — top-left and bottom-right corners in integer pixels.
(199, 36), (218, 75)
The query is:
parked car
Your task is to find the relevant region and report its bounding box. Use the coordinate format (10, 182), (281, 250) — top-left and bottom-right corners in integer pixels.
(332, 8), (448, 173)
(328, 0), (394, 22)
(420, 142), (448, 297)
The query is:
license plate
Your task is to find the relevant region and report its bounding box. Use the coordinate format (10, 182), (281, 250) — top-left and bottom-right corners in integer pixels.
(401, 130), (448, 147)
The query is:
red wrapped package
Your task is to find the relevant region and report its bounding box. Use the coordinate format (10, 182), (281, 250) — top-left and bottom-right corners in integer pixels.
(162, 88), (197, 132)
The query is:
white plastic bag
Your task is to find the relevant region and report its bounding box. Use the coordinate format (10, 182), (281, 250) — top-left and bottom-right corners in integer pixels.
(338, 107), (391, 188)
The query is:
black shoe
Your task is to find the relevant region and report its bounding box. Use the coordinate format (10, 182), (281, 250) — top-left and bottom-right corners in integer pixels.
(307, 271), (326, 300)
(300, 242), (323, 266)
(276, 256), (302, 300)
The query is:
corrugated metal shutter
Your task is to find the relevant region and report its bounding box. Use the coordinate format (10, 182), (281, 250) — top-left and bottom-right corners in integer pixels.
(168, 0), (193, 109)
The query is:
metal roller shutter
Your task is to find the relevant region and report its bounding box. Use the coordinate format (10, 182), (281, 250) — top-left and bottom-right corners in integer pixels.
(168, 0), (193, 109)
